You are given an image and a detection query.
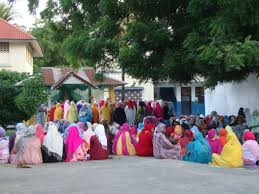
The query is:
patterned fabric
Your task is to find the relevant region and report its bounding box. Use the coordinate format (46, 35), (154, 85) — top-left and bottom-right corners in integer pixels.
(153, 123), (181, 159)
(70, 142), (87, 162)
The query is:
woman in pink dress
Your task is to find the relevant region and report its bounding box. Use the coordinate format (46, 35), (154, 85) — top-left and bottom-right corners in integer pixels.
(12, 125), (43, 166)
(242, 131), (259, 165)
(35, 124), (45, 145)
(65, 126), (88, 162)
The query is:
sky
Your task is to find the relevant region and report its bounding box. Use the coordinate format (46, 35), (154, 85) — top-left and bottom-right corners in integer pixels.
(2, 0), (47, 29)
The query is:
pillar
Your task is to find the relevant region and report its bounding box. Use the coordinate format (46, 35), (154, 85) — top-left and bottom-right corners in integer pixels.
(108, 86), (116, 103)
(176, 86), (181, 117)
(191, 86), (196, 115)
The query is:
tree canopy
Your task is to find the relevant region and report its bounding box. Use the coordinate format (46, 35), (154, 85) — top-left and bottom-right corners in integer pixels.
(0, 2), (15, 21)
(25, 0), (259, 87)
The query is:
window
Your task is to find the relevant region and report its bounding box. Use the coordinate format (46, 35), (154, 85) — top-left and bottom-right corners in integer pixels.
(0, 42), (9, 53)
(195, 87), (204, 103)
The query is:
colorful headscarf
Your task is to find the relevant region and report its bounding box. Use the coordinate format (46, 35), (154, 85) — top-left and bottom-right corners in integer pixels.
(219, 128), (227, 146)
(54, 102), (63, 121)
(43, 123), (63, 161)
(65, 126), (83, 161)
(0, 127), (6, 137)
(63, 100), (70, 120)
(94, 124), (107, 147)
(35, 124), (45, 145)
(127, 100), (134, 109)
(244, 131), (256, 141)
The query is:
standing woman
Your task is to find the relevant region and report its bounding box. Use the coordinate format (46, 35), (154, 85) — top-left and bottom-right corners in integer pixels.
(136, 101), (146, 124)
(100, 101), (111, 124)
(125, 100), (136, 125)
(54, 102), (63, 121)
(66, 101), (78, 123)
(63, 100), (70, 121)
(42, 123), (64, 163)
(12, 125), (43, 166)
(0, 127), (9, 163)
(92, 103), (99, 123)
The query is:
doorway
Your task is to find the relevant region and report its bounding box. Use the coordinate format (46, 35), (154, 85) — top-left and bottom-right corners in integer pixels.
(181, 87), (191, 115)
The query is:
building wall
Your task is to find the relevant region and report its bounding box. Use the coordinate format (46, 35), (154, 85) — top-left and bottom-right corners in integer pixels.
(0, 42), (33, 74)
(205, 74), (259, 115)
(107, 71), (154, 101)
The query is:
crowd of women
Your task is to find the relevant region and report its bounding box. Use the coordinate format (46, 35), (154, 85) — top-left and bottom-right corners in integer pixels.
(0, 99), (259, 168)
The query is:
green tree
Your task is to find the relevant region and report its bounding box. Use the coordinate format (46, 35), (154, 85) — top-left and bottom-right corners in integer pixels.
(30, 20), (71, 73)
(15, 74), (49, 118)
(0, 71), (28, 127)
(25, 0), (259, 87)
(0, 2), (15, 21)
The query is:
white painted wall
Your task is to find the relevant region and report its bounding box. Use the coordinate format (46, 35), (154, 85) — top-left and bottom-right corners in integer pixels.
(107, 71), (154, 101)
(205, 74), (259, 115)
(0, 42), (33, 74)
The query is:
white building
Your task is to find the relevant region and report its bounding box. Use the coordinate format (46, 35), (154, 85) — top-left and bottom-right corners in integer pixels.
(0, 18), (43, 74)
(205, 74), (259, 116)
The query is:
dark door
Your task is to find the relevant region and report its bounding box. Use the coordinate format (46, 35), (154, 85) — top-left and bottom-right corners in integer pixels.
(159, 87), (176, 104)
(181, 87), (191, 115)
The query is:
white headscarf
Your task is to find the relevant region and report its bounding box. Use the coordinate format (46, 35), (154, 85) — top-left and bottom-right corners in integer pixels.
(43, 123), (63, 161)
(15, 123), (27, 144)
(94, 124), (107, 147)
(83, 122), (95, 144)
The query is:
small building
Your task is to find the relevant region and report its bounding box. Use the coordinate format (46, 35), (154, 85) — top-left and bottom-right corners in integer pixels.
(42, 67), (126, 104)
(0, 19), (43, 74)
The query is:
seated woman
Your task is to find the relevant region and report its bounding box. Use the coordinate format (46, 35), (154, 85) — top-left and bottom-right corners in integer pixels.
(212, 132), (243, 167)
(219, 128), (227, 147)
(112, 123), (136, 156)
(153, 123), (181, 160)
(206, 129), (222, 154)
(242, 131), (259, 165)
(12, 125), (43, 166)
(183, 131), (212, 163)
(42, 123), (64, 163)
(65, 126), (87, 162)
(0, 127), (9, 163)
(35, 124), (45, 145)
(178, 129), (194, 156)
(136, 123), (155, 156)
(88, 124), (108, 160)
(78, 103), (92, 123)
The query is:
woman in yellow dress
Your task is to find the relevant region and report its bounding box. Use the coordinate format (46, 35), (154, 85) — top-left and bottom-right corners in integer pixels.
(212, 131), (243, 168)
